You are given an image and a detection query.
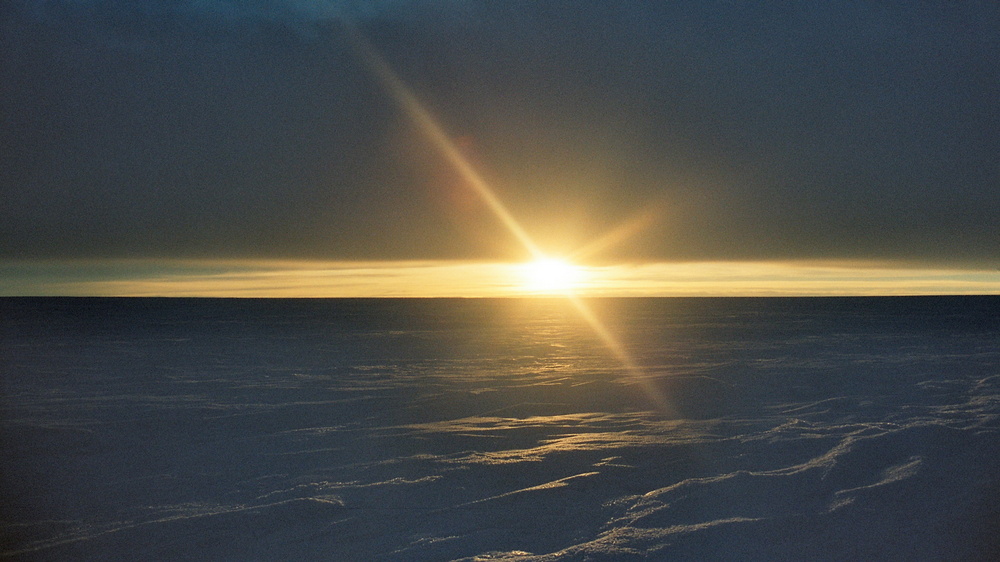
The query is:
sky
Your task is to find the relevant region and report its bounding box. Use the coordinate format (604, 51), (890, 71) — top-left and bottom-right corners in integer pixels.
(2, 1), (999, 296)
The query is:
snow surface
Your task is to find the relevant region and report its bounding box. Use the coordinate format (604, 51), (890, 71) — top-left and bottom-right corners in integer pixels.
(2, 297), (999, 560)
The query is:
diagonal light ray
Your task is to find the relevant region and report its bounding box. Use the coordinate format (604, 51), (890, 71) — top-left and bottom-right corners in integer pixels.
(568, 205), (662, 263)
(347, 25), (672, 412)
(346, 25), (543, 260)
(566, 295), (673, 414)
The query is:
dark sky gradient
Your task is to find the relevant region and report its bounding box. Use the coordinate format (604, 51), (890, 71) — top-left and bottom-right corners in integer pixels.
(3, 1), (999, 265)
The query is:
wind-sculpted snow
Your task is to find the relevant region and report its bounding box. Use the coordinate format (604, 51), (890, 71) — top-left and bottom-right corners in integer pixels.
(2, 297), (999, 560)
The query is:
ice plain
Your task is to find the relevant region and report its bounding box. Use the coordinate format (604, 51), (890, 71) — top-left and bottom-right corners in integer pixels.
(2, 297), (999, 560)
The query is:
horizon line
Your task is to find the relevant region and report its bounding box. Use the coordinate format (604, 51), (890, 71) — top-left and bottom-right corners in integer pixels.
(3, 258), (1000, 298)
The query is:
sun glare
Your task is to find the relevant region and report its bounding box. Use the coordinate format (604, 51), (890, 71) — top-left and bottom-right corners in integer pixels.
(519, 257), (585, 294)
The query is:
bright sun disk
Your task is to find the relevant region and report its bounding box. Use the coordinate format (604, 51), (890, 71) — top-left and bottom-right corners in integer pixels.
(520, 257), (585, 294)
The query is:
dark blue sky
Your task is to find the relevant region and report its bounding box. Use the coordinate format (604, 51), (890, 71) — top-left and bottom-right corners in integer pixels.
(3, 1), (999, 265)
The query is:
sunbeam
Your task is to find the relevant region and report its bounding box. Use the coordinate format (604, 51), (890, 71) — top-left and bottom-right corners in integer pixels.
(569, 205), (662, 262)
(565, 295), (674, 414)
(345, 24), (667, 408)
(346, 25), (543, 261)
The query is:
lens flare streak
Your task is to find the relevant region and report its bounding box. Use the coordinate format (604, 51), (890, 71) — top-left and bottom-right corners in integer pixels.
(348, 26), (543, 261)
(566, 295), (673, 414)
(348, 25), (665, 408)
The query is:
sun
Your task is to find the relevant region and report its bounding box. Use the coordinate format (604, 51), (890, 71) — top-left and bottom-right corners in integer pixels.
(518, 257), (586, 294)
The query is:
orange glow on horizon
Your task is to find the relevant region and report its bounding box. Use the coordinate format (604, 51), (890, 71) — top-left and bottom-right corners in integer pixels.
(5, 259), (1000, 298)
